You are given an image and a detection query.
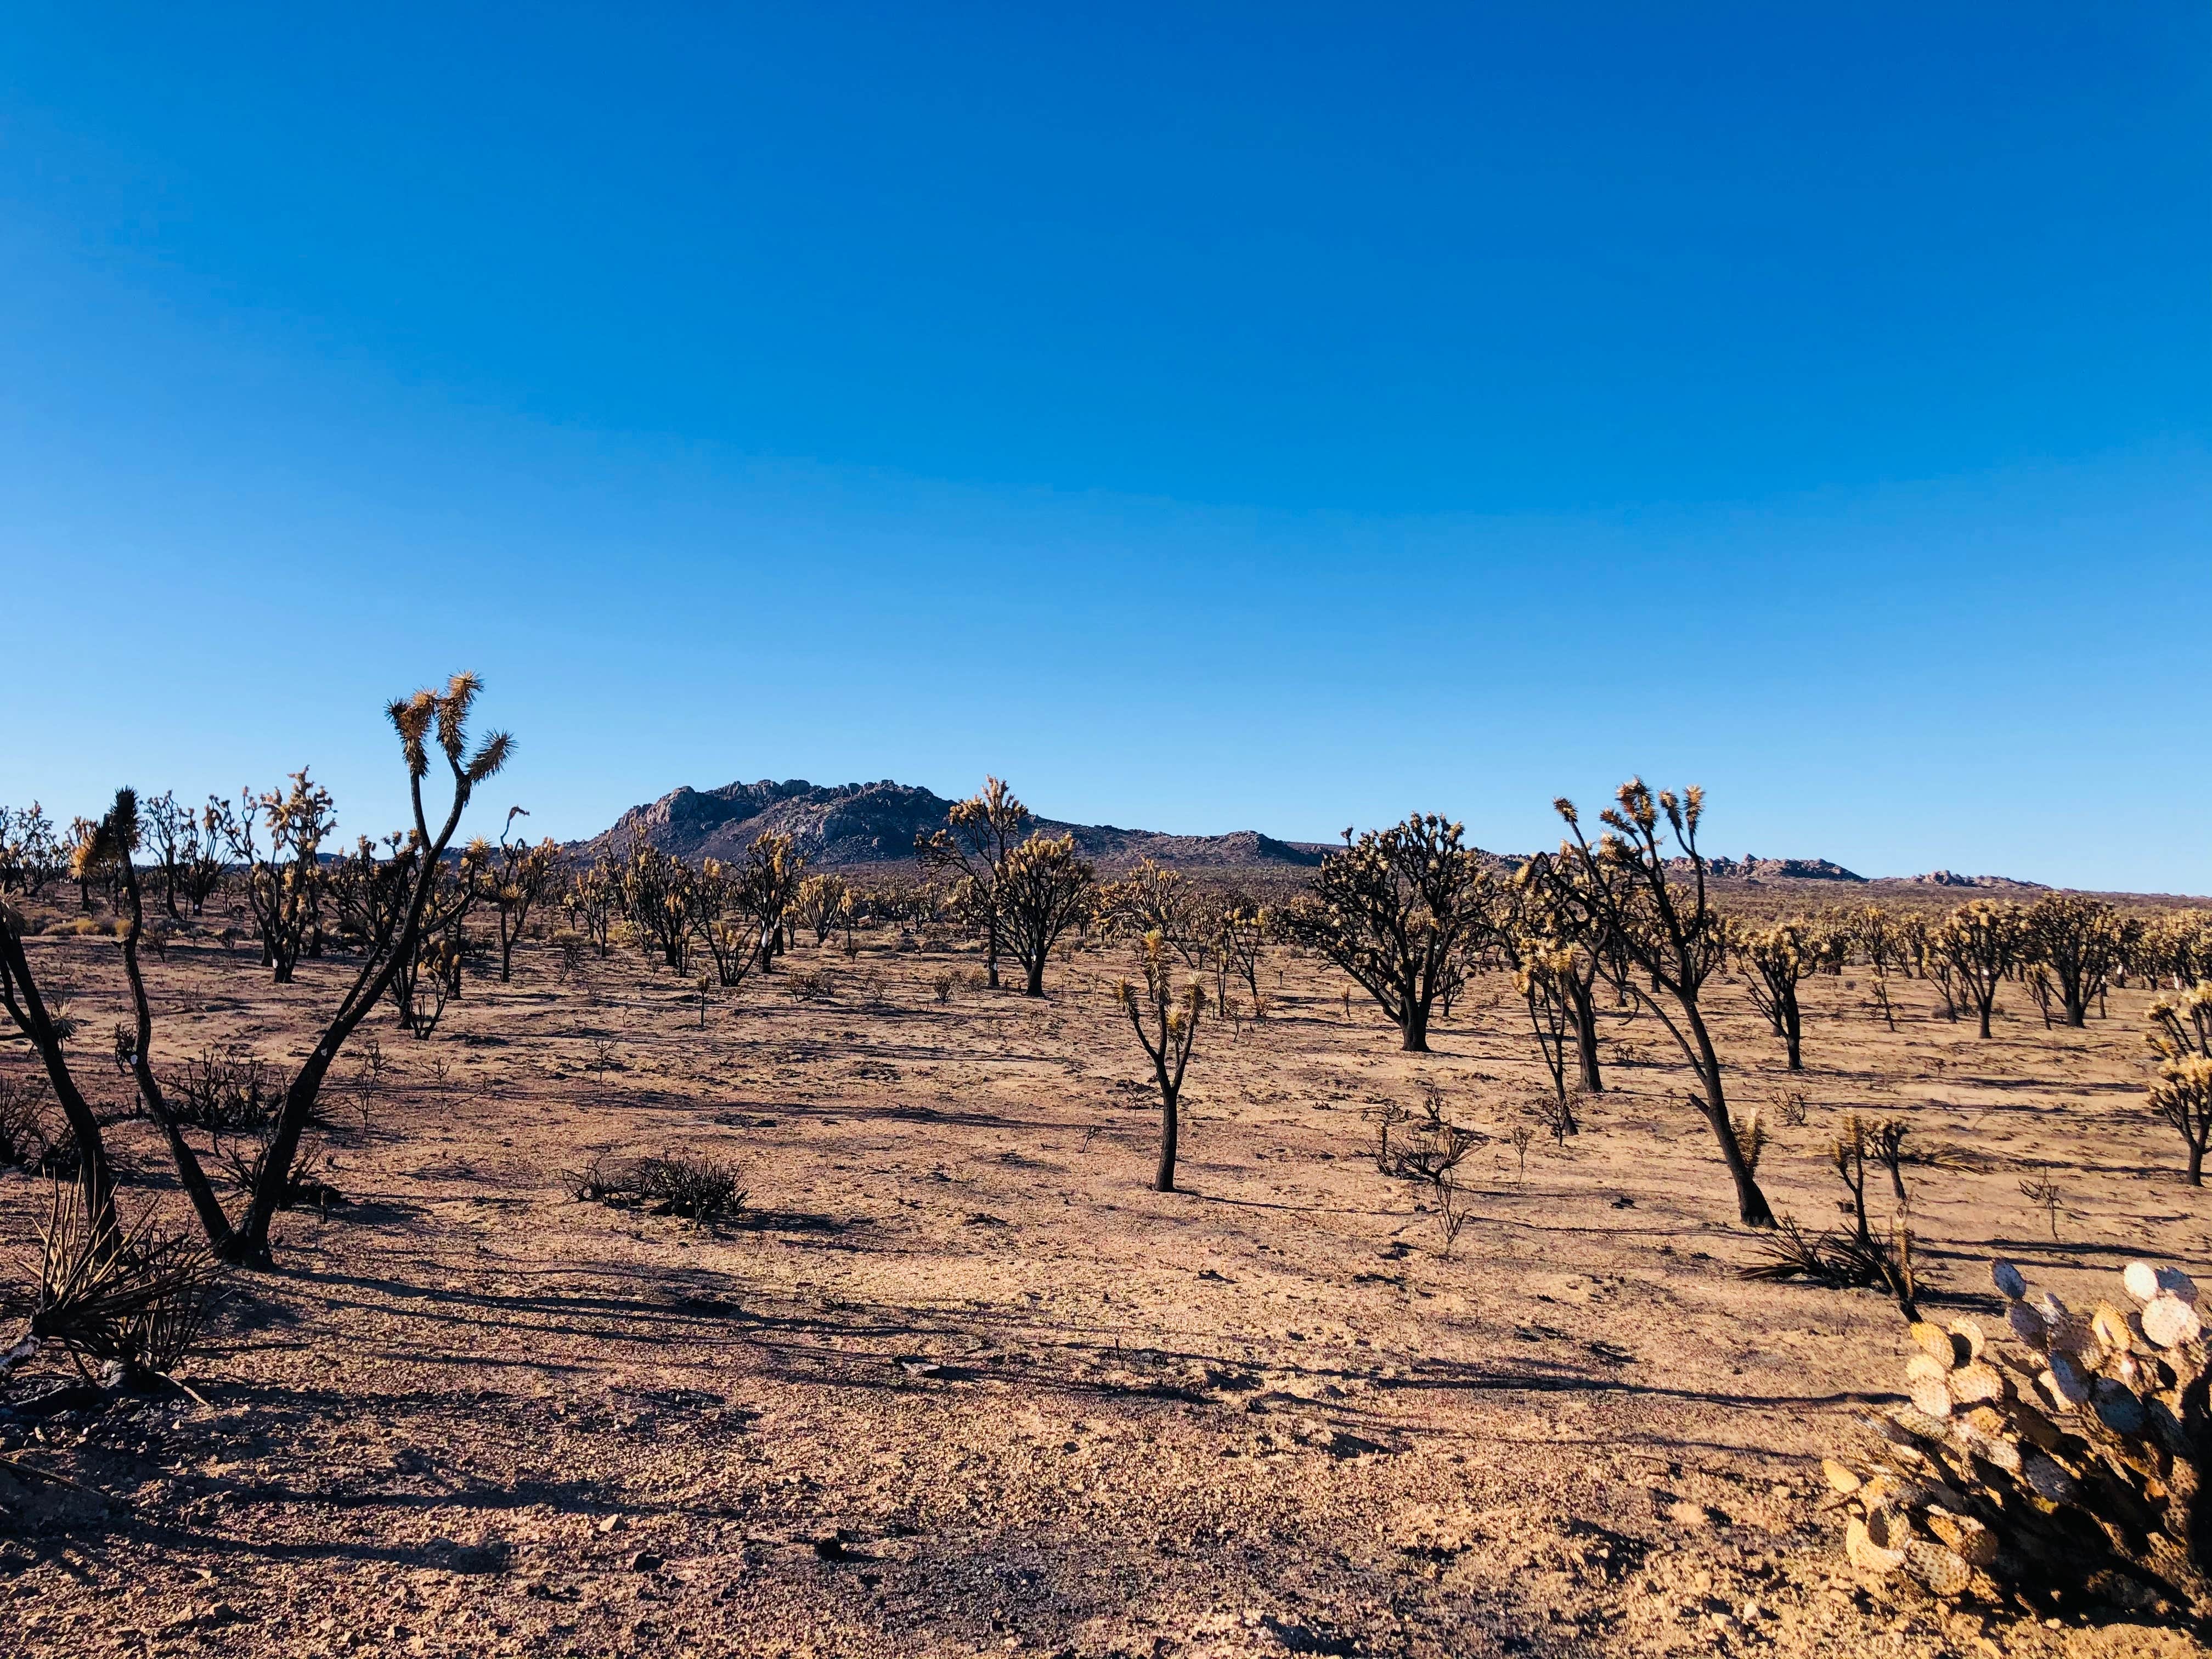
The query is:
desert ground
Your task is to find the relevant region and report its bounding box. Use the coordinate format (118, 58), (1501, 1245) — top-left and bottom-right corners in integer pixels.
(2, 918), (2208, 1659)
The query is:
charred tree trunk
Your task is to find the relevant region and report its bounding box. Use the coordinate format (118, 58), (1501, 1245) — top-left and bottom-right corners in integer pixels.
(1566, 976), (1603, 1092)
(1689, 1013), (1772, 1227)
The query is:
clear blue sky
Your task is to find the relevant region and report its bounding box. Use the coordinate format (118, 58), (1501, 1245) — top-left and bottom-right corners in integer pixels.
(2, 6), (2207, 891)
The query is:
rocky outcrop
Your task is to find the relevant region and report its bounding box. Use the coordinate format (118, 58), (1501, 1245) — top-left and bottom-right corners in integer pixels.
(575, 779), (1335, 872)
(1904, 870), (2051, 891)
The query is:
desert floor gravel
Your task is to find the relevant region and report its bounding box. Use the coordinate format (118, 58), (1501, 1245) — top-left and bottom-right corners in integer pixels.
(3, 928), (2208, 1658)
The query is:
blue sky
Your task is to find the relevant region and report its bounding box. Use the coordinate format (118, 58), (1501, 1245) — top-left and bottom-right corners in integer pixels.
(1, 5), (2207, 891)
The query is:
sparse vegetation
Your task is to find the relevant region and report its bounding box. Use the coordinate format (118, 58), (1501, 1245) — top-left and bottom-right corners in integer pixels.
(10, 737), (2212, 1651)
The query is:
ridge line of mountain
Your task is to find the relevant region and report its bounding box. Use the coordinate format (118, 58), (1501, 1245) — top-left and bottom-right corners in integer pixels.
(571, 775), (2106, 893)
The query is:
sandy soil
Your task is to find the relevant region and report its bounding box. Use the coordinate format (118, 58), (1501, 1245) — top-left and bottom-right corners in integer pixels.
(2, 924), (2208, 1659)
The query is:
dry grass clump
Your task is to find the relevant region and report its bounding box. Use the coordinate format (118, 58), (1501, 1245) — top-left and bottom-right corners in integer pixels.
(566, 1152), (746, 1220)
(1821, 1257), (2212, 1626)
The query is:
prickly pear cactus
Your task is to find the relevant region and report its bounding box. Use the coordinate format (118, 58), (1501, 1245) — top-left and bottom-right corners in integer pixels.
(1826, 1257), (2212, 1621)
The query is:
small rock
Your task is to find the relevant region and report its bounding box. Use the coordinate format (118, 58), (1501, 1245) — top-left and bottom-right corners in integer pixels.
(629, 1550), (664, 1573)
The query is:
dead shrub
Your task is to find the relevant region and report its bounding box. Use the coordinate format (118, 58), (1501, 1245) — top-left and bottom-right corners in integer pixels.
(166, 1046), (342, 1210)
(566, 1153), (746, 1221)
(929, 969), (956, 1003)
(1740, 1115), (1919, 1316)
(1375, 1093), (1485, 1256)
(1528, 1087), (1581, 1147)
(786, 968), (835, 1002)
(166, 1045), (283, 1133)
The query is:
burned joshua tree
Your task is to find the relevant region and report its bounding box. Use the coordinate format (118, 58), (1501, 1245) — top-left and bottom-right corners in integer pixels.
(2146, 984), (2212, 1186)
(916, 777), (1032, 991)
(1731, 918), (1837, 1073)
(1281, 814), (1496, 1054)
(1542, 781), (1775, 1227)
(997, 832), (1096, 997)
(1115, 931), (1205, 1193)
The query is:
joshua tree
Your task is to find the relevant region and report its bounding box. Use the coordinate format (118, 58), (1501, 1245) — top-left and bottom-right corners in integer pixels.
(142, 791), (190, 921)
(1930, 900), (2022, 1040)
(1895, 911), (1932, 982)
(0, 819), (128, 1231)
(1511, 939), (1581, 1106)
(1733, 919), (1836, 1073)
(0, 804), (67, 896)
(618, 842), (698, 972)
(735, 831), (807, 970)
(2146, 984), (2212, 1184)
(1506, 854), (1604, 1094)
(326, 830), (480, 1036)
(1543, 781), (1774, 1227)
(470, 810), (562, 982)
(3, 674), (509, 1265)
(793, 873), (849, 947)
(1281, 814), (1495, 1053)
(1099, 859), (1202, 963)
(691, 876), (761, 991)
(916, 777), (1032, 990)
(567, 856), (621, 957)
(2137, 909), (2212, 991)
(1205, 893), (1270, 1015)
(1116, 930), (1205, 1192)
(1870, 1116), (1911, 1205)
(997, 832), (1095, 996)
(1831, 1115), (1876, 1251)
(225, 771), (337, 981)
(1848, 903), (1907, 980)
(2022, 894), (2136, 1028)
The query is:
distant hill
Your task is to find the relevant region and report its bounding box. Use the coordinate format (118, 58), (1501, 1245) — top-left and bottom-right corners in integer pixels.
(1893, 869), (2051, 893)
(573, 777), (2183, 899)
(575, 778), (1336, 873)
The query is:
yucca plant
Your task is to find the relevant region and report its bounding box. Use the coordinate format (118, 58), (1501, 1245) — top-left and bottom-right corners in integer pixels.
(20, 1183), (224, 1383)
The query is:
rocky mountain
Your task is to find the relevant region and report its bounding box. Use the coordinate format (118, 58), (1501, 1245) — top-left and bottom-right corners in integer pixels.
(1673, 855), (1866, 883)
(576, 777), (2073, 891)
(575, 778), (1336, 872)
